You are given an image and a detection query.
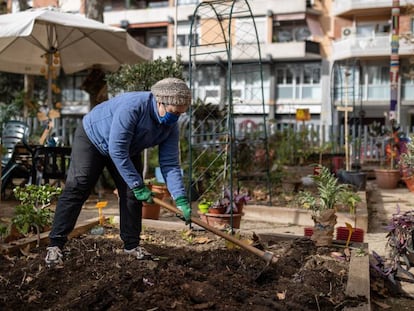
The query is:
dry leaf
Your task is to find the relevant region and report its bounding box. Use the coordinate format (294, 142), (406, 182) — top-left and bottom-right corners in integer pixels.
(20, 244), (31, 257)
(25, 276), (34, 284)
(193, 237), (211, 244)
(276, 290), (286, 300)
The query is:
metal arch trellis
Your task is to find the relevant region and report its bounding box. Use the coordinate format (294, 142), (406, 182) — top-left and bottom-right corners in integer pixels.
(186, 0), (272, 223)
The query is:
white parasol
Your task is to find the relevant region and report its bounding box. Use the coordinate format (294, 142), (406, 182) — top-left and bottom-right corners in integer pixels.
(0, 7), (153, 107)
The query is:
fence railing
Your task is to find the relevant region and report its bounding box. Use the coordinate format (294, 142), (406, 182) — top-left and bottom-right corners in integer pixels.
(4, 116), (413, 168)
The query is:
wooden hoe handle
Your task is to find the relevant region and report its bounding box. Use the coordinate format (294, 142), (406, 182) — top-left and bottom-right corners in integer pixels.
(152, 197), (277, 264)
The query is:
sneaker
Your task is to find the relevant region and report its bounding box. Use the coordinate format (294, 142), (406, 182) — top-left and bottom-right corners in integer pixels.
(45, 246), (63, 266)
(124, 246), (157, 260)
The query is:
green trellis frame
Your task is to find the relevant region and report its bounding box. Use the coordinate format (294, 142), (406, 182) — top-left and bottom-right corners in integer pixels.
(186, 0), (272, 224)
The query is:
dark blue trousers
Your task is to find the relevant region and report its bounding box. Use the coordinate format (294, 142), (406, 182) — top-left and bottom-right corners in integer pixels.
(49, 122), (142, 250)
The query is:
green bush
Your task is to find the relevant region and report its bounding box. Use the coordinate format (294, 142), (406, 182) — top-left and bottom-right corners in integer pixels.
(12, 184), (62, 247)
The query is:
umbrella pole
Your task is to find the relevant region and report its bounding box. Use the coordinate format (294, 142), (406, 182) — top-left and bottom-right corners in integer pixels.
(47, 52), (53, 109)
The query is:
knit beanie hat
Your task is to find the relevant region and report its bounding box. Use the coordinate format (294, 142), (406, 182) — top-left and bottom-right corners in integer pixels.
(151, 77), (192, 106)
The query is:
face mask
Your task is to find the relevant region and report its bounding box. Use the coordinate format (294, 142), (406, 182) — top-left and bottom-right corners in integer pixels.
(160, 112), (179, 125)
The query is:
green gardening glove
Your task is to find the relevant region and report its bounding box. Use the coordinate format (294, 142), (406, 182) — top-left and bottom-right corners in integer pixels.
(175, 196), (191, 225)
(133, 185), (154, 203)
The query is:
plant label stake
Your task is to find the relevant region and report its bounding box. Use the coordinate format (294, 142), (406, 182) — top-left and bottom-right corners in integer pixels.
(345, 222), (354, 248)
(96, 201), (108, 226)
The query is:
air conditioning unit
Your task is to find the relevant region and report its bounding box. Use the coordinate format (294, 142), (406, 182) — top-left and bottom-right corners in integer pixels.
(341, 27), (355, 39)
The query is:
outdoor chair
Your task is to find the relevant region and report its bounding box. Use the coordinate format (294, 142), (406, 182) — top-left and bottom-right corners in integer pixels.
(33, 146), (72, 186)
(1, 120), (32, 198)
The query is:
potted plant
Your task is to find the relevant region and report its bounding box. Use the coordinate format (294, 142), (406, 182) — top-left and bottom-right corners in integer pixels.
(369, 119), (403, 189)
(297, 165), (360, 246)
(197, 198), (212, 214)
(140, 179), (166, 220)
(198, 188), (250, 229)
(335, 188), (364, 243)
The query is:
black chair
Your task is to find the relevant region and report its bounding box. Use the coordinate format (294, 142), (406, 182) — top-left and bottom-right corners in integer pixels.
(33, 146), (72, 186)
(1, 121), (32, 197)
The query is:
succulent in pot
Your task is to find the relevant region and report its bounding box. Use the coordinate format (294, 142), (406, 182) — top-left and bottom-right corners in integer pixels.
(209, 188), (250, 214)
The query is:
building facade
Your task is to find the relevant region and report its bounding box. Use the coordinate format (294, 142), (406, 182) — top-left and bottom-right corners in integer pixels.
(9, 0), (414, 130)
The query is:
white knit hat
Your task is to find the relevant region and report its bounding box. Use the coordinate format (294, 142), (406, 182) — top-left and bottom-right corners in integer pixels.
(151, 77), (192, 106)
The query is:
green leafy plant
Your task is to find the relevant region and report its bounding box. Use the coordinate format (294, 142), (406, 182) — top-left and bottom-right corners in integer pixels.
(297, 165), (360, 215)
(12, 184), (62, 247)
(105, 56), (184, 94)
(399, 134), (414, 177)
(0, 222), (9, 240)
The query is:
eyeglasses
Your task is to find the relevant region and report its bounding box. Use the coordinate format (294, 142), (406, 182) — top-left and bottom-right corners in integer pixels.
(161, 103), (188, 116)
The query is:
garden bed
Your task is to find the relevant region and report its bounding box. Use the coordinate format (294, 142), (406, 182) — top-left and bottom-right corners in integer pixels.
(0, 222), (370, 310)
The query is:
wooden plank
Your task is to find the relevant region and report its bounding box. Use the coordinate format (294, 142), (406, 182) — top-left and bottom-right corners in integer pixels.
(0, 217), (102, 255)
(345, 245), (371, 311)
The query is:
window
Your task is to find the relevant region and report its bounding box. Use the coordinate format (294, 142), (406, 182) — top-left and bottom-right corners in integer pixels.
(177, 21), (199, 46)
(365, 64), (390, 99)
(273, 21), (310, 43)
(145, 28), (168, 48)
(276, 63), (321, 100)
(177, 0), (199, 5)
(357, 21), (391, 37)
(235, 17), (266, 44)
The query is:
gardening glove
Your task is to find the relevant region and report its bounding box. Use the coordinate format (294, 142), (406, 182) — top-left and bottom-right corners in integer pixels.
(175, 196), (191, 225)
(133, 185), (154, 203)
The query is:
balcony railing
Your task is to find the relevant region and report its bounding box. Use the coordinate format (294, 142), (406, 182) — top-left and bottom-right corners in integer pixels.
(332, 34), (414, 60)
(333, 0), (407, 16)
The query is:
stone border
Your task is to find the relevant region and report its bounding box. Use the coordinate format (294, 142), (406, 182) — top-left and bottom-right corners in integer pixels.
(243, 191), (368, 232)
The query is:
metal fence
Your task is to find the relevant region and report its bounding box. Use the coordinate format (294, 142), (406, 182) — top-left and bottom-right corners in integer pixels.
(6, 116), (414, 167)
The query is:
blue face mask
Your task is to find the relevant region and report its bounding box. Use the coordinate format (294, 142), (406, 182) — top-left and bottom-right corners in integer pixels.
(160, 112), (179, 125)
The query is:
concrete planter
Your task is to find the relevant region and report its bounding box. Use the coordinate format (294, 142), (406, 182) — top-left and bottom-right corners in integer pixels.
(243, 192), (368, 232)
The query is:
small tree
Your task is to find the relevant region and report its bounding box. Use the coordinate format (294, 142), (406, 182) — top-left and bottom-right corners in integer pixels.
(105, 56), (185, 94)
(12, 184), (62, 247)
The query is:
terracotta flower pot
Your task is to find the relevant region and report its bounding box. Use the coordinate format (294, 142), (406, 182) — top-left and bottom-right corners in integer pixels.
(208, 207), (226, 214)
(142, 202), (160, 220)
(402, 175), (414, 192)
(374, 169), (400, 189)
(198, 211), (243, 229)
(151, 184), (170, 200)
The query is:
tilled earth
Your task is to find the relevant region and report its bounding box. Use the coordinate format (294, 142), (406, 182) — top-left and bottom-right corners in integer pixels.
(0, 226), (368, 311)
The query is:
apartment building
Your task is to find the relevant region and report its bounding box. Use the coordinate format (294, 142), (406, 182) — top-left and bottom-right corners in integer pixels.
(12, 0), (414, 130)
(103, 0), (330, 126)
(331, 0), (414, 130)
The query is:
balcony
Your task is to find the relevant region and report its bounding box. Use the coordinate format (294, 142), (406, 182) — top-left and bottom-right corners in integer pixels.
(153, 41), (321, 62)
(104, 0), (312, 28)
(248, 0), (308, 16)
(332, 33), (414, 61)
(333, 0), (411, 17)
(103, 5), (195, 27)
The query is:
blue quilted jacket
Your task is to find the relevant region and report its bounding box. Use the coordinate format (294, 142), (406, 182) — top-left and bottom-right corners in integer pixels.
(82, 91), (185, 199)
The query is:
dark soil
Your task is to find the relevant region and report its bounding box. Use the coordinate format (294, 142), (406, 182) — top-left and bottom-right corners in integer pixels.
(0, 225), (369, 311)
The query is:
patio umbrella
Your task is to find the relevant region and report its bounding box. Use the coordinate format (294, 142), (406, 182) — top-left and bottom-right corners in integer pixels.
(0, 7), (153, 107)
